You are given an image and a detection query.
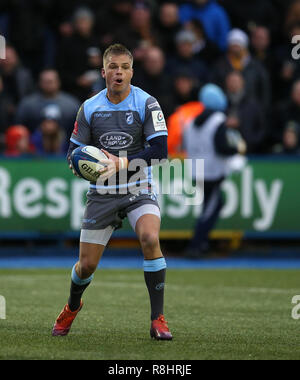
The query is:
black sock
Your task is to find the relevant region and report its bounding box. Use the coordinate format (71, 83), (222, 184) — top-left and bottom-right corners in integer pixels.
(68, 280), (90, 312)
(144, 268), (166, 320)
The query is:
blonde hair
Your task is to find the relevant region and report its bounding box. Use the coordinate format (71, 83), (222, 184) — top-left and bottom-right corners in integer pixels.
(103, 44), (133, 67)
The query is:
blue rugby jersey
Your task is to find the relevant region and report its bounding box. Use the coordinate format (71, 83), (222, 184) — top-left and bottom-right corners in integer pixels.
(70, 85), (168, 192)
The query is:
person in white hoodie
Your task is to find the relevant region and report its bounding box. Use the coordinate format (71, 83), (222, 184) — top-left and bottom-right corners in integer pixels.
(184, 83), (246, 258)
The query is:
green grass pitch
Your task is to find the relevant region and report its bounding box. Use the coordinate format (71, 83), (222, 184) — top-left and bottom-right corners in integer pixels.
(0, 268), (299, 360)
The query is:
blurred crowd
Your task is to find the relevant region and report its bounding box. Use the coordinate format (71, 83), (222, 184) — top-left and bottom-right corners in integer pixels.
(1, 0), (300, 157)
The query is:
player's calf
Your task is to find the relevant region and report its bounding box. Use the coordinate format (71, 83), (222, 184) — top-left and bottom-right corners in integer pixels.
(144, 257), (172, 340)
(52, 263), (94, 336)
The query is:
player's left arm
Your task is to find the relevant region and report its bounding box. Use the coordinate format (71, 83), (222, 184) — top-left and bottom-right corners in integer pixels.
(124, 97), (169, 165)
(139, 97), (168, 162)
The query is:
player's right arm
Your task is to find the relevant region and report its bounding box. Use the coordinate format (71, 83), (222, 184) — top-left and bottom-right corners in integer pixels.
(67, 103), (92, 175)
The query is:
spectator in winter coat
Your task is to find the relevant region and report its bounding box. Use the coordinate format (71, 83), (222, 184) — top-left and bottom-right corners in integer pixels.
(225, 70), (266, 153)
(271, 80), (300, 148)
(0, 45), (34, 108)
(179, 0), (231, 51)
(166, 29), (208, 86)
(15, 69), (80, 136)
(212, 28), (271, 111)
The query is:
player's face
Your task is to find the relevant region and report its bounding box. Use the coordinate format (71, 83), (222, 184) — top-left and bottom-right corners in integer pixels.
(102, 54), (133, 97)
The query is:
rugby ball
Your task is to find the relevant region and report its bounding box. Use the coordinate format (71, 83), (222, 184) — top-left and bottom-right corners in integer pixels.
(71, 145), (107, 181)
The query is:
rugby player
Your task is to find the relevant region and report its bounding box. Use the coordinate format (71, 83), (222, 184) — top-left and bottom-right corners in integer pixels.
(51, 44), (172, 340)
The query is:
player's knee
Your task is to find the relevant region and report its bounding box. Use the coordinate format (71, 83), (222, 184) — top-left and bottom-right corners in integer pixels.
(78, 259), (97, 278)
(139, 231), (160, 252)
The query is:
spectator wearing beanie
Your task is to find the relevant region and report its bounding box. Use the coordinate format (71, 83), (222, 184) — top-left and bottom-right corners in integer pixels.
(212, 28), (271, 111)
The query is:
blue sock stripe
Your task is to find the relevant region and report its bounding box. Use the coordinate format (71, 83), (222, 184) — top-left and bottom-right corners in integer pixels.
(71, 265), (94, 285)
(143, 257), (167, 272)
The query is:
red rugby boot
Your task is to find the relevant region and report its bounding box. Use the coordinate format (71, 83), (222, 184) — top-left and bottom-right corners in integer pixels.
(150, 314), (173, 340)
(52, 301), (83, 336)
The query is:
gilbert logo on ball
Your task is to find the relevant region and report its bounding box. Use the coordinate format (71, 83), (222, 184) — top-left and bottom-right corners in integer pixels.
(0, 35), (6, 59)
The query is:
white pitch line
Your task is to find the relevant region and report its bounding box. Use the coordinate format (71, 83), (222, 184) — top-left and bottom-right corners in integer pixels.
(218, 286), (300, 295)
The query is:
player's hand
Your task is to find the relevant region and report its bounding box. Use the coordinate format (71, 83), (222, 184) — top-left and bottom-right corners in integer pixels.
(237, 139), (247, 155)
(98, 149), (128, 181)
(68, 156), (80, 177)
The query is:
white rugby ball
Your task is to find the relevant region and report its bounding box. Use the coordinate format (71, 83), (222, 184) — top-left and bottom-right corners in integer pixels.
(71, 145), (107, 181)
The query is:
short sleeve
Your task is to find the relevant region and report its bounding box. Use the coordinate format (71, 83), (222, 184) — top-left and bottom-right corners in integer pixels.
(70, 103), (91, 146)
(143, 97), (168, 142)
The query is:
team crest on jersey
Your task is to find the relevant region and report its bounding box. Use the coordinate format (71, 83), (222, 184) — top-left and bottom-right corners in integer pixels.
(125, 112), (134, 125)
